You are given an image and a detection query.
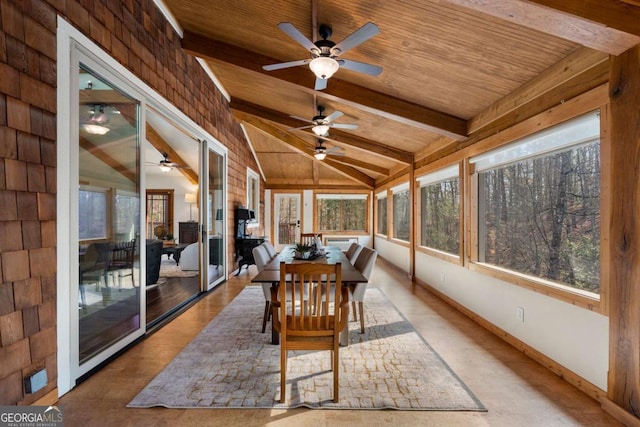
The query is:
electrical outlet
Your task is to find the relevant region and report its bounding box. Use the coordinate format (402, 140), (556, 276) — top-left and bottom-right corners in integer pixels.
(440, 272), (445, 283)
(516, 306), (525, 323)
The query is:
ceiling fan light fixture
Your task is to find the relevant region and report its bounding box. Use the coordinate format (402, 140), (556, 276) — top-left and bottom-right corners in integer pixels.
(309, 56), (339, 79)
(82, 123), (110, 135)
(312, 124), (330, 136)
(314, 151), (327, 160)
(159, 163), (172, 173)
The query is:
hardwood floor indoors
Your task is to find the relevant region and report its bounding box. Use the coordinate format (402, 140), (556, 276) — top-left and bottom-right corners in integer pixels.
(58, 258), (622, 426)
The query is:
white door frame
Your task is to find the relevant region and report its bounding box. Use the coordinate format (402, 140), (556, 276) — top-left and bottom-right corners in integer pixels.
(56, 18), (227, 396)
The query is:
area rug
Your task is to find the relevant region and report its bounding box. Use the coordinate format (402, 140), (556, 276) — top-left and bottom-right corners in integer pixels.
(128, 286), (486, 411)
(159, 263), (198, 278)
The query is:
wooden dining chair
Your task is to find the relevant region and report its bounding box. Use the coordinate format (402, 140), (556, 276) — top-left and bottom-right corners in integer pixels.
(300, 233), (322, 246)
(271, 261), (349, 403)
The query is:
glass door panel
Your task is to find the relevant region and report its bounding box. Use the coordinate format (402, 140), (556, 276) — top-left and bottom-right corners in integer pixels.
(274, 193), (301, 250)
(144, 108), (201, 326)
(205, 144), (226, 290)
(78, 66), (141, 363)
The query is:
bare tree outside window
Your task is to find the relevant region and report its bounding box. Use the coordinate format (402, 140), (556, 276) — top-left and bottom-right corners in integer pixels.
(478, 142), (600, 294)
(317, 196), (367, 232)
(393, 190), (410, 241)
(420, 178), (459, 254)
(377, 196), (387, 235)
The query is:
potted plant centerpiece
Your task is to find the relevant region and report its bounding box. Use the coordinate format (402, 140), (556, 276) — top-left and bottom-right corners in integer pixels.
(293, 243), (313, 259)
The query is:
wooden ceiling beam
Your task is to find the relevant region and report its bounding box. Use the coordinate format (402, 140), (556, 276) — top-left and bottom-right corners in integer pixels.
(527, 0), (640, 38)
(235, 113), (375, 188)
(230, 98), (413, 164)
(146, 124), (199, 185)
(445, 0), (640, 55)
(468, 47), (609, 134)
(182, 30), (467, 139)
(79, 137), (136, 183)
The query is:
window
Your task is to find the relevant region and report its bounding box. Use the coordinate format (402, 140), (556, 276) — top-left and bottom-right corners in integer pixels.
(376, 191), (388, 236)
(115, 191), (140, 241)
(418, 165), (460, 255)
(391, 183), (410, 241)
(316, 194), (367, 233)
(146, 189), (174, 238)
(79, 187), (109, 240)
(471, 112), (601, 295)
(247, 168), (260, 219)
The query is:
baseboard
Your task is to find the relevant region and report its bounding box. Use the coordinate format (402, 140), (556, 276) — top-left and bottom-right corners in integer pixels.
(414, 277), (606, 402)
(600, 397), (640, 427)
(32, 388), (58, 406)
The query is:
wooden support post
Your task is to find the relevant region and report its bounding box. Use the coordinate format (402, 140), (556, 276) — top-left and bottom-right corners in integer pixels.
(608, 44), (640, 422)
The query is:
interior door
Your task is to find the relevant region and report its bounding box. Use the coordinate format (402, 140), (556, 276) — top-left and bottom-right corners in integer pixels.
(273, 193), (301, 250)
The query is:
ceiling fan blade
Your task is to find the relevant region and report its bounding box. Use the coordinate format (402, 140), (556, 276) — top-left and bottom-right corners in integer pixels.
(337, 59), (383, 76)
(314, 77), (327, 91)
(263, 59), (310, 71)
(332, 22), (379, 55)
(330, 123), (358, 130)
(289, 125), (314, 131)
(290, 115), (315, 124)
(277, 22), (317, 51)
(326, 146), (344, 154)
(324, 110), (344, 123)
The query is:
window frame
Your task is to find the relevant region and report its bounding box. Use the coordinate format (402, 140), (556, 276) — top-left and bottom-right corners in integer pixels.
(375, 190), (388, 237)
(314, 192), (370, 235)
(247, 167), (260, 221)
(146, 189), (175, 238)
(467, 110), (606, 312)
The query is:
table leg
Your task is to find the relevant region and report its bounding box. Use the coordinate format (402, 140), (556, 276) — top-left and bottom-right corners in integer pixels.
(271, 282), (279, 345)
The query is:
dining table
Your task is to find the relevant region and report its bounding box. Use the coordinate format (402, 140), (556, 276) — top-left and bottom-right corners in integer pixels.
(251, 245), (368, 345)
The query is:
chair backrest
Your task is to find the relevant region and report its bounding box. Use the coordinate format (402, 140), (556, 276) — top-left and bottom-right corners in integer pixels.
(347, 244), (362, 264)
(262, 240), (277, 259)
(353, 247), (378, 281)
(300, 233), (322, 247)
(275, 262), (347, 335)
(252, 244), (271, 272)
(344, 242), (359, 258)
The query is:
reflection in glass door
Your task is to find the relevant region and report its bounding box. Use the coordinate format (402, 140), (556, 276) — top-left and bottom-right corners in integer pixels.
(77, 66), (141, 363)
(274, 193), (301, 250)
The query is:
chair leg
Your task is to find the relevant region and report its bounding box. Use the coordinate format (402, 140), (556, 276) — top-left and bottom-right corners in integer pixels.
(261, 301), (270, 333)
(358, 301), (365, 333)
(333, 348), (339, 402)
(280, 348), (287, 403)
(352, 301), (357, 321)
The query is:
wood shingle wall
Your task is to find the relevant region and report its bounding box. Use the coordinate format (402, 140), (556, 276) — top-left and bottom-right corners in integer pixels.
(0, 0), (261, 405)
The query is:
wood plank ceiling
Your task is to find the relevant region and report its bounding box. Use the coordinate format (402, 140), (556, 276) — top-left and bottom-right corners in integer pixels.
(163, 0), (640, 189)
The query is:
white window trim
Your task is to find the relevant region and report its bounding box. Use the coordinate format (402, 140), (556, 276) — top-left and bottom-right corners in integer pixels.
(390, 182), (409, 193)
(417, 165), (459, 186)
(247, 167), (260, 220)
(470, 111), (600, 171)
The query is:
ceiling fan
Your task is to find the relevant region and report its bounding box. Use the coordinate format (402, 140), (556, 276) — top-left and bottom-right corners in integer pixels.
(263, 22), (382, 90)
(147, 152), (191, 173)
(290, 105), (358, 137)
(313, 139), (344, 160)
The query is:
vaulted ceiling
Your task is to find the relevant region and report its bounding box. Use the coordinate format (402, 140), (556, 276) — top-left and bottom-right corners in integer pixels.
(162, 0), (640, 189)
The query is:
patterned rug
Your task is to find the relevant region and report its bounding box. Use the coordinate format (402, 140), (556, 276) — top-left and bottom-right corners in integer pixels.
(159, 262), (198, 278)
(128, 286), (486, 410)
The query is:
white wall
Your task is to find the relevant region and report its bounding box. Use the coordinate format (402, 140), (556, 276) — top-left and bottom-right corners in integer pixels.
(374, 236), (411, 272)
(377, 239), (609, 390)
